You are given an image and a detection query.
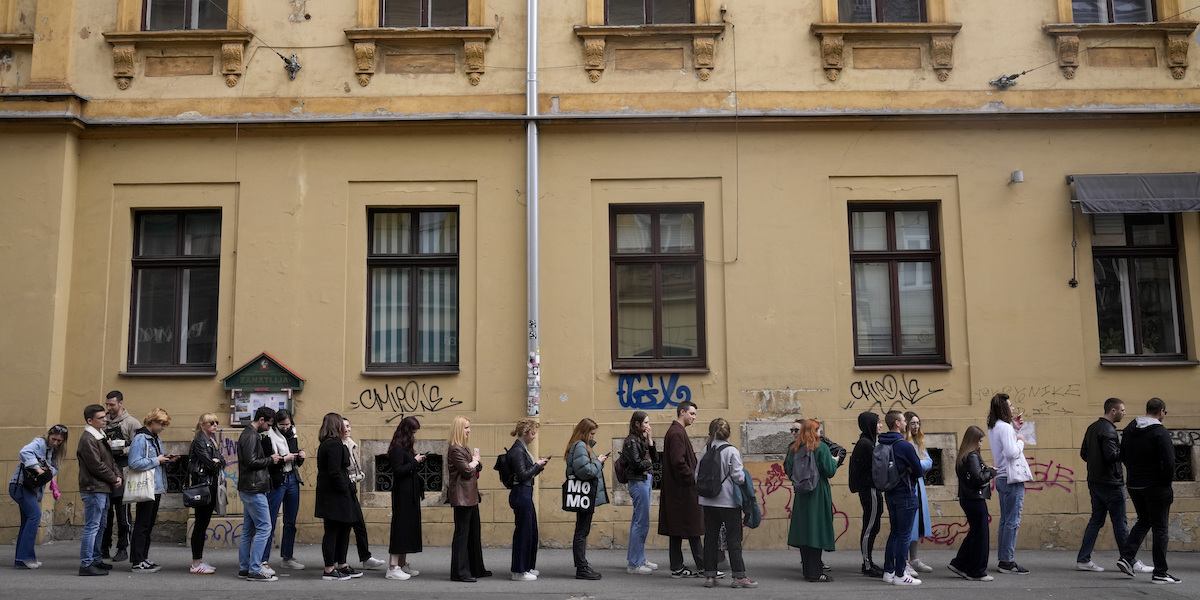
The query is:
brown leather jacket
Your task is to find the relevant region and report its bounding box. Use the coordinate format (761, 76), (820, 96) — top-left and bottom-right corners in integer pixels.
(446, 444), (480, 507)
(78, 429), (120, 494)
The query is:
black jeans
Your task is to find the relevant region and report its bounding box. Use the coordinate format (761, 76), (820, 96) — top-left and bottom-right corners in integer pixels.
(129, 494), (160, 565)
(322, 520), (351, 569)
(857, 489), (882, 566)
(1121, 485), (1173, 575)
(951, 498), (990, 578)
(573, 510), (594, 570)
(191, 500), (215, 560)
(669, 535), (704, 572)
(510, 485), (538, 574)
(451, 505), (486, 579)
(703, 506), (745, 578)
(103, 495), (131, 554)
(800, 545), (824, 580)
(351, 513), (372, 562)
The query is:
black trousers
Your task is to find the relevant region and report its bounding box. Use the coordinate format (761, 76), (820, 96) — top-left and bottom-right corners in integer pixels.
(103, 495), (131, 553)
(1121, 485), (1173, 576)
(951, 498), (990, 578)
(129, 494), (160, 565)
(451, 505), (486, 579)
(322, 520), (351, 569)
(190, 500), (216, 560)
(857, 489), (882, 566)
(703, 506), (745, 578)
(669, 535), (704, 572)
(510, 485), (538, 574)
(573, 510), (594, 570)
(800, 545), (824, 580)
(351, 513), (372, 561)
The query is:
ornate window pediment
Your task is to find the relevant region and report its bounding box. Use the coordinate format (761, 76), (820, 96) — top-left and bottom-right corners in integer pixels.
(1045, 0), (1197, 79)
(575, 0), (725, 82)
(102, 0), (249, 89)
(345, 0), (494, 86)
(812, 0), (959, 82)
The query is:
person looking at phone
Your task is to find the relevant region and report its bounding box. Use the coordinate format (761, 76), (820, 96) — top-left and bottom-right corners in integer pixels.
(988, 393), (1029, 575)
(507, 418), (548, 581)
(127, 408), (178, 573)
(565, 418), (608, 580)
(261, 409), (306, 573)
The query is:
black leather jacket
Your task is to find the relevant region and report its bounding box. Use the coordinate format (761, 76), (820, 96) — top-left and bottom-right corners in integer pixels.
(1080, 417), (1123, 486)
(189, 432), (225, 489)
(956, 450), (996, 501)
(237, 426), (272, 493)
(507, 439), (544, 487)
(621, 434), (658, 482)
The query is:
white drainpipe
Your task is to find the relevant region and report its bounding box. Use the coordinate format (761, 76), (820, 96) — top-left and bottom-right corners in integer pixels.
(525, 0), (541, 417)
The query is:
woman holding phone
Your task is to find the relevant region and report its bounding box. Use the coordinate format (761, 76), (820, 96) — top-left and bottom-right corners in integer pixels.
(507, 418), (548, 581)
(128, 408), (178, 573)
(188, 414), (224, 574)
(386, 416), (425, 581)
(565, 418), (608, 581)
(988, 393), (1029, 575)
(447, 416), (489, 582)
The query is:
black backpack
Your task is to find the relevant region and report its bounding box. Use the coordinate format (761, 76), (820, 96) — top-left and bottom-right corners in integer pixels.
(494, 448), (516, 489)
(696, 443), (731, 498)
(789, 445), (819, 493)
(872, 442), (905, 492)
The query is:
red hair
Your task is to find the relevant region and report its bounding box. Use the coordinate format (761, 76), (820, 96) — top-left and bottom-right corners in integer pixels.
(789, 420), (820, 452)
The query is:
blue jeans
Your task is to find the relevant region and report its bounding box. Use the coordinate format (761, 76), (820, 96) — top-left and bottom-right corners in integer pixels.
(261, 473), (300, 562)
(995, 476), (1025, 563)
(884, 489), (916, 577)
(1077, 482), (1128, 564)
(80, 492), (110, 567)
(10, 483), (42, 565)
(626, 478), (651, 568)
(239, 491), (271, 574)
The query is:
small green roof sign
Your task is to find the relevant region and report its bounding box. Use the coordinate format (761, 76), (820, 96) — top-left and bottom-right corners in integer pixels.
(222, 352), (305, 392)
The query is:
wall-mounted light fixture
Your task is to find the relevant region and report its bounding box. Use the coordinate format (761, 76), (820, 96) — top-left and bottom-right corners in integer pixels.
(1009, 170), (1025, 184)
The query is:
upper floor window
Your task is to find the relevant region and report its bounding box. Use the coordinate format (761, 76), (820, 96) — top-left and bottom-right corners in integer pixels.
(610, 204), (706, 371)
(839, 0), (926, 23)
(849, 204), (944, 366)
(382, 0), (468, 27)
(143, 0), (228, 31)
(1072, 0), (1156, 23)
(607, 0), (696, 25)
(129, 211), (221, 371)
(1092, 214), (1185, 359)
(367, 209), (460, 371)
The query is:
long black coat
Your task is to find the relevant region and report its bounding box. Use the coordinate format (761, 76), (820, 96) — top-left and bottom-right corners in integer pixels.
(657, 421), (703, 537)
(315, 437), (357, 523)
(388, 445), (423, 554)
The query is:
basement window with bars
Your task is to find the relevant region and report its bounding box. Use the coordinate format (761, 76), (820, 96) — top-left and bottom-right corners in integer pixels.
(1174, 445), (1193, 482)
(374, 452), (445, 493)
(924, 448), (944, 486)
(164, 455), (190, 493)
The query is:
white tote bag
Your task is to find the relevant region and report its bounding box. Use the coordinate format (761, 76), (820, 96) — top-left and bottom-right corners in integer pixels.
(1007, 453), (1034, 483)
(122, 466), (155, 504)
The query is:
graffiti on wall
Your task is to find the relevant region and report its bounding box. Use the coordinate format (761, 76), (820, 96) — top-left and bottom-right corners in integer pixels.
(928, 515), (993, 547)
(616, 374), (692, 410)
(352, 382), (462, 416)
(751, 462), (849, 542)
(844, 374), (943, 412)
(973, 384), (1079, 416)
(1025, 457), (1076, 493)
(185, 520), (243, 547)
(1170, 430), (1200, 446)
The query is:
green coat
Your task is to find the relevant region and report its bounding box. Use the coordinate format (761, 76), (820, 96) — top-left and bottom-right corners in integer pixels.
(785, 442), (839, 551)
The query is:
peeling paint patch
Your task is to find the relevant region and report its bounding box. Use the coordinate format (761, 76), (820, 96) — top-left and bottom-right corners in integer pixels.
(288, 0), (309, 22)
(1169, 516), (1194, 543)
(79, 27), (90, 39)
(741, 387), (827, 419)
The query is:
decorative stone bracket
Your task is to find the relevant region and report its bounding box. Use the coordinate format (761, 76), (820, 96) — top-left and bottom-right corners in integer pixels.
(1043, 22), (1199, 80)
(573, 24), (727, 82)
(102, 30), (253, 90)
(0, 33), (34, 47)
(344, 27), (497, 86)
(810, 23), (962, 82)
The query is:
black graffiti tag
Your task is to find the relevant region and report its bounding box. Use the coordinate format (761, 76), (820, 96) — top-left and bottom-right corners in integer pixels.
(353, 381), (462, 419)
(844, 373), (943, 411)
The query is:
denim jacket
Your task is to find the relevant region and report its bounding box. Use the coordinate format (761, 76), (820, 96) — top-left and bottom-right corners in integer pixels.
(9, 437), (60, 501)
(128, 428), (166, 495)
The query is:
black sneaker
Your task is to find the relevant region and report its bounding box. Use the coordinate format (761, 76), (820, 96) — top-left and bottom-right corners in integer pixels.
(948, 564), (969, 579)
(79, 564), (109, 577)
(94, 561), (113, 571)
(576, 567), (602, 580)
(671, 567), (700, 578)
(246, 571), (278, 582)
(131, 561), (161, 573)
(338, 566), (363, 579)
(238, 570), (249, 579)
(1116, 558), (1135, 577)
(1152, 573), (1181, 584)
(863, 564), (885, 577)
(113, 549), (128, 563)
(997, 561), (1028, 574)
(322, 569), (350, 581)
(101, 549), (111, 559)
(715, 570), (726, 579)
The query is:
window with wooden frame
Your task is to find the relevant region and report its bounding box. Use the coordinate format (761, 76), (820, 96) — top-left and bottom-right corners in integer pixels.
(143, 0), (230, 31)
(381, 0), (468, 27)
(1072, 0), (1156, 23)
(128, 211), (221, 372)
(610, 204), (706, 371)
(1091, 214), (1186, 361)
(606, 0), (696, 25)
(848, 204), (945, 366)
(839, 0), (926, 23)
(367, 208), (460, 372)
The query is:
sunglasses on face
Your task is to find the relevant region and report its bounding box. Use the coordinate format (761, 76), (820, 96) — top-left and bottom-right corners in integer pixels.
(207, 421), (220, 426)
(790, 428), (801, 433)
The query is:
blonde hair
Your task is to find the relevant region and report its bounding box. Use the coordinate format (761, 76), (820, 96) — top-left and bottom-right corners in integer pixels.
(564, 418), (598, 461)
(904, 411), (926, 455)
(449, 415), (471, 447)
(510, 418), (539, 438)
(144, 407), (172, 428)
(193, 412), (218, 437)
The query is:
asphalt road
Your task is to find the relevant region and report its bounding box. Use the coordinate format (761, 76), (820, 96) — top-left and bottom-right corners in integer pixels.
(3, 542), (1196, 600)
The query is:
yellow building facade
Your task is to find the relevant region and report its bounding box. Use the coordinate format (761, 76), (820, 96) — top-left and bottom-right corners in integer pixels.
(3, 0), (1200, 553)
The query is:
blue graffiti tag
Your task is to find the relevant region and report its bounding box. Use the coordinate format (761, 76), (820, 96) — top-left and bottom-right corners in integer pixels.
(617, 374), (692, 410)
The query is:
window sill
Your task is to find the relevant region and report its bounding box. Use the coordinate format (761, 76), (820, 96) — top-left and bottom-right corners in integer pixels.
(573, 24), (726, 82)
(1042, 22), (1199, 80)
(611, 366), (710, 375)
(853, 363), (952, 371)
(809, 22), (961, 82)
(119, 370), (218, 377)
(344, 27), (497, 86)
(361, 368), (460, 376)
(0, 33), (34, 46)
(101, 30), (254, 89)
(1099, 359), (1199, 368)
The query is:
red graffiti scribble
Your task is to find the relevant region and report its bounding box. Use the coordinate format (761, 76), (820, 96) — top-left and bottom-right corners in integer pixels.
(832, 501), (849, 542)
(1026, 457), (1075, 493)
(752, 462), (849, 541)
(928, 515), (993, 547)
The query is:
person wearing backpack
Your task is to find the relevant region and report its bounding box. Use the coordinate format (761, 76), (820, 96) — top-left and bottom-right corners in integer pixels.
(696, 418), (755, 589)
(566, 418), (608, 580)
(659, 401), (705, 579)
(877, 410), (923, 586)
(621, 411), (659, 575)
(507, 418), (548, 581)
(786, 419), (839, 582)
(848, 411), (884, 578)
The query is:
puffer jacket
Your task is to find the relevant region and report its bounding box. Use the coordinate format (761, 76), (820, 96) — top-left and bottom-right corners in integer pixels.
(567, 439), (609, 507)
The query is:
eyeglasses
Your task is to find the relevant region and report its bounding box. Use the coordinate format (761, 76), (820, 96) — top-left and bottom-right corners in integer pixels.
(790, 428), (801, 433)
(206, 421), (220, 426)
(50, 424), (68, 434)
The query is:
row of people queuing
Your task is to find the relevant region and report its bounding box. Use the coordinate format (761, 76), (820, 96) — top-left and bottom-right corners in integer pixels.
(8, 393), (1180, 586)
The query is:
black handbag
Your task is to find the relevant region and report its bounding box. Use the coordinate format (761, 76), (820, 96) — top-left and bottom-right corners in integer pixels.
(561, 475), (598, 513)
(182, 480), (212, 508)
(21, 460), (53, 490)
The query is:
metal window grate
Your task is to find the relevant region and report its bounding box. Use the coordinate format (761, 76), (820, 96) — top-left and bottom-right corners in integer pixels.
(374, 452), (444, 493)
(1174, 445), (1193, 482)
(924, 448), (944, 486)
(649, 453), (663, 491)
(164, 454), (190, 493)
(375, 454), (394, 492)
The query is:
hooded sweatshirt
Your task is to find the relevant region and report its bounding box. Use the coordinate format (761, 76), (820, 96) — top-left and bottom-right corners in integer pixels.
(1121, 415), (1174, 489)
(848, 412), (879, 494)
(876, 431), (922, 493)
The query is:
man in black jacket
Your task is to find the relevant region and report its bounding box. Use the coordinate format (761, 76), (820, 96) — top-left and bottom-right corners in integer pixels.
(1116, 398), (1178, 584)
(1076, 398), (1135, 572)
(848, 412), (884, 577)
(237, 407), (281, 582)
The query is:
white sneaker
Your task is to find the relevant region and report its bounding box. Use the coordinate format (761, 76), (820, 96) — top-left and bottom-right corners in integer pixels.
(400, 563), (420, 576)
(626, 564), (653, 575)
(281, 558), (306, 570)
(511, 571), (537, 581)
(642, 560), (658, 570)
(882, 572), (896, 584)
(904, 565), (918, 578)
(1076, 561), (1104, 572)
(528, 569), (539, 576)
(894, 575), (922, 586)
(259, 563), (276, 577)
(363, 557), (386, 570)
(1134, 560), (1154, 574)
(386, 566), (411, 580)
(909, 559), (933, 573)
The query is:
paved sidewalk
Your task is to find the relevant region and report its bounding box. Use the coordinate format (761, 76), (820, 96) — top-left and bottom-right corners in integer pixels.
(2, 542), (1195, 600)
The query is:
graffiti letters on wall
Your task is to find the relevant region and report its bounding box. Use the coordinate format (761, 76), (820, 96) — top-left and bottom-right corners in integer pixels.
(844, 373), (943, 412)
(751, 462), (849, 542)
(353, 381), (462, 418)
(616, 374), (692, 410)
(973, 384), (1079, 415)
